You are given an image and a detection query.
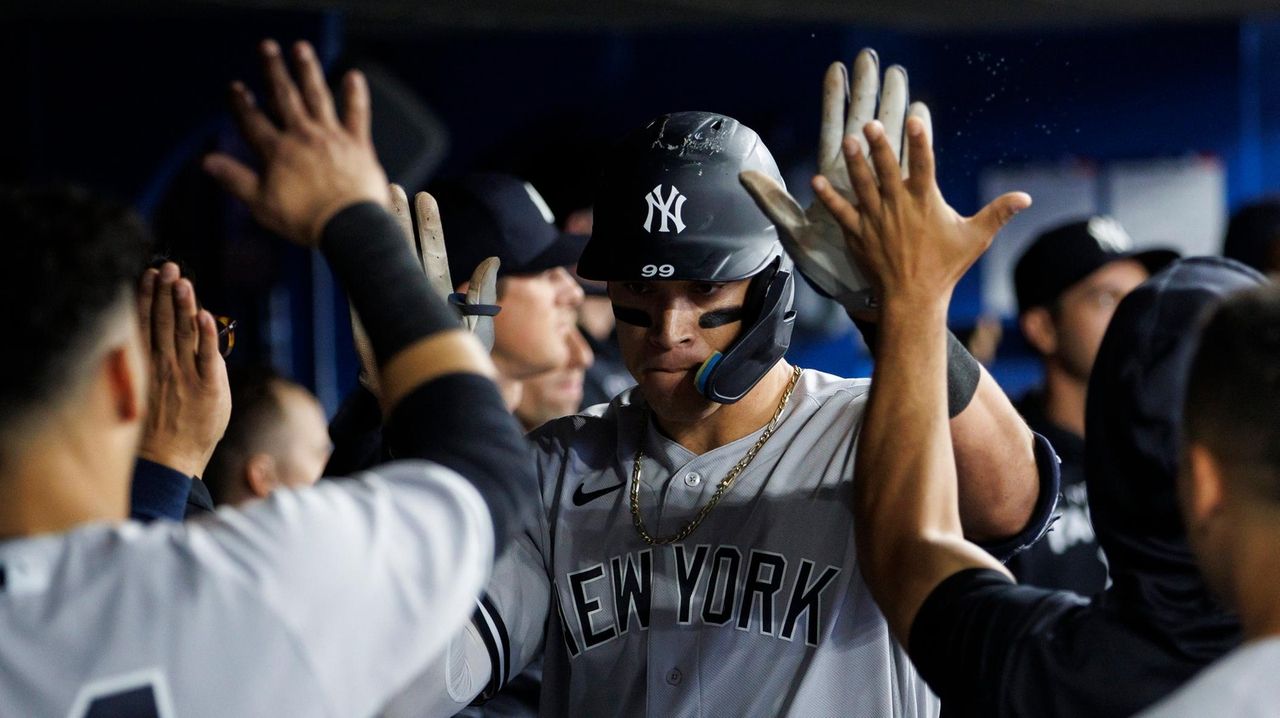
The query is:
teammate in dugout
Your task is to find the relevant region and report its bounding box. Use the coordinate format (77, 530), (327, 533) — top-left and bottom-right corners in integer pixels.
(1138, 285), (1280, 716)
(0, 40), (536, 717)
(818, 108), (1264, 712)
(391, 50), (1060, 717)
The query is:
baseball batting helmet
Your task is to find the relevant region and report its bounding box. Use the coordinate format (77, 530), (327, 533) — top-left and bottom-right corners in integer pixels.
(577, 111), (796, 404)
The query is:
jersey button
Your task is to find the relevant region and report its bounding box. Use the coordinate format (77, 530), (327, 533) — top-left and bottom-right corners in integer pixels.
(684, 472), (702, 487)
(666, 668), (683, 686)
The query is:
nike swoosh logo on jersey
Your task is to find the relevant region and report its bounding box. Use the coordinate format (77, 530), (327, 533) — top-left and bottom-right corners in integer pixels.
(572, 481), (624, 506)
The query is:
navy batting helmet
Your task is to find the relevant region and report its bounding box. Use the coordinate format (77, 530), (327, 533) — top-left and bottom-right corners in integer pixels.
(578, 111), (796, 404)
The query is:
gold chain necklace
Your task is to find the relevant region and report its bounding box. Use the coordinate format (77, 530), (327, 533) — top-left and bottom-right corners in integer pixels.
(629, 365), (803, 546)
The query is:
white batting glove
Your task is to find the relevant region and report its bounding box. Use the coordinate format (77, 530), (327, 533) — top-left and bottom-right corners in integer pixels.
(740, 48), (933, 315)
(351, 183), (501, 394)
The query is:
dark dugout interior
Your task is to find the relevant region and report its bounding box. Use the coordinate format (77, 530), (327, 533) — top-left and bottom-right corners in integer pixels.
(6, 4), (1280, 410)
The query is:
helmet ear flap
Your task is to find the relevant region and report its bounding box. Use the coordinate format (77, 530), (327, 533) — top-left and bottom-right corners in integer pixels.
(697, 260), (796, 404)
(741, 254), (793, 326)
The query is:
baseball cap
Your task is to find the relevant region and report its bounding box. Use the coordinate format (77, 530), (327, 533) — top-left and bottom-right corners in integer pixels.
(1013, 216), (1179, 313)
(433, 173), (589, 284)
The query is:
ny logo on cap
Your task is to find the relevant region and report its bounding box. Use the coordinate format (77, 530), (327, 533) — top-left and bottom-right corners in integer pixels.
(1087, 216), (1132, 253)
(643, 185), (687, 234)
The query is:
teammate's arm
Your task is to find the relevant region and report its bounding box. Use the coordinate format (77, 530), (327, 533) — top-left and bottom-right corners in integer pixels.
(382, 531), (552, 716)
(814, 116), (1032, 642)
(202, 40), (480, 397)
(183, 39), (538, 716)
(130, 263), (232, 522)
(945, 346), (1046, 544)
(204, 39), (530, 544)
(740, 52), (1045, 544)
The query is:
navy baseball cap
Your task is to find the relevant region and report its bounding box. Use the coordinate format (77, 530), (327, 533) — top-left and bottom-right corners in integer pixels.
(434, 173), (589, 284)
(1014, 216), (1179, 313)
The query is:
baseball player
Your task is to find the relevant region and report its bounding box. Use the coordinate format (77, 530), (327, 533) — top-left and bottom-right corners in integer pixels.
(515, 328), (595, 432)
(203, 365), (332, 506)
(328, 174), (586, 478)
(821, 108), (1260, 715)
(1137, 285), (1280, 716)
(1007, 218), (1175, 594)
(389, 50), (1058, 717)
(0, 39), (534, 717)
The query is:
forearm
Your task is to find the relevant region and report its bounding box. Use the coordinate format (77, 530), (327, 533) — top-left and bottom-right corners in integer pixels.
(855, 300), (1007, 642)
(856, 301), (955, 545)
(319, 202), (532, 548)
(949, 368), (1038, 541)
(320, 203), (493, 404)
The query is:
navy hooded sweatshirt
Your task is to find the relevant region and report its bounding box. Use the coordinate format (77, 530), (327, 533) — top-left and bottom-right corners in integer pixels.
(906, 257), (1266, 717)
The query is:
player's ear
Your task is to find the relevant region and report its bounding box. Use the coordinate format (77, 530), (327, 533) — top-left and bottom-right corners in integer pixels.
(244, 453), (279, 499)
(103, 344), (143, 423)
(1019, 307), (1057, 357)
(1184, 443), (1225, 526)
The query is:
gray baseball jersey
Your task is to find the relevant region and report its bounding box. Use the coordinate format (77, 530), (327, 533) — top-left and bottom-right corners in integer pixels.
(1137, 638), (1280, 717)
(407, 369), (943, 717)
(0, 460), (493, 718)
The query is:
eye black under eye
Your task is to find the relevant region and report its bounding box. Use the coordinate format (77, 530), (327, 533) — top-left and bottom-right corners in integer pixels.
(612, 305), (652, 327)
(622, 282), (653, 295)
(699, 307), (744, 329)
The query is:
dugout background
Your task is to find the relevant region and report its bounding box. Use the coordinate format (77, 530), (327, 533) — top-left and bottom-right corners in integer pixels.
(4, 7), (1280, 410)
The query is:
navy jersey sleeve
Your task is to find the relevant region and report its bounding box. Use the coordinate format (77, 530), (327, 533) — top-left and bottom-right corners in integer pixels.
(907, 568), (1087, 717)
(978, 431), (1062, 562)
(129, 458), (194, 523)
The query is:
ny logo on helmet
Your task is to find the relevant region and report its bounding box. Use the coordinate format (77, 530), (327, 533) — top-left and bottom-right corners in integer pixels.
(643, 185), (687, 234)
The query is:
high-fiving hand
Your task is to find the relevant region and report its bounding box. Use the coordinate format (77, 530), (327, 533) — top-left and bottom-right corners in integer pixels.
(136, 263), (232, 478)
(812, 117), (1031, 312)
(741, 49), (931, 315)
(204, 39), (389, 246)
(350, 184), (501, 395)
(384, 184), (501, 350)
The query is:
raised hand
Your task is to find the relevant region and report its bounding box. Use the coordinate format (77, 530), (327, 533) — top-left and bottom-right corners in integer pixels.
(350, 184), (502, 395)
(136, 263), (232, 478)
(393, 186), (501, 349)
(813, 117), (1031, 312)
(204, 39), (389, 246)
(740, 49), (931, 315)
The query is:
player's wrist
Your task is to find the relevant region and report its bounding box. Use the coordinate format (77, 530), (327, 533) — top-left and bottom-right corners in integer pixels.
(877, 299), (948, 355)
(137, 443), (205, 479)
(320, 202), (462, 367)
(309, 193), (388, 246)
(879, 293), (950, 325)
